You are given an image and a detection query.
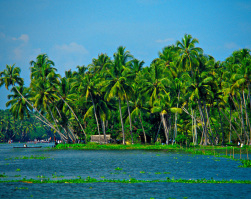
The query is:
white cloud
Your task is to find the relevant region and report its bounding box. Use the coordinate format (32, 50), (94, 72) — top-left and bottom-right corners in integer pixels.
(12, 34), (29, 43)
(55, 42), (88, 54)
(155, 38), (174, 43)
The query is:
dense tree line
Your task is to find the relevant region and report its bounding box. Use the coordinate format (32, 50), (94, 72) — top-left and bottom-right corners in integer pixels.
(0, 34), (251, 145)
(0, 109), (54, 142)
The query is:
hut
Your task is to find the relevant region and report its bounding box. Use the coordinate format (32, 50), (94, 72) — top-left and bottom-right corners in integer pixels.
(91, 135), (111, 144)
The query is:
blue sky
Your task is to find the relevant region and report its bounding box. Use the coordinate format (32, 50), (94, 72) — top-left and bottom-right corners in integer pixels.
(0, 0), (251, 109)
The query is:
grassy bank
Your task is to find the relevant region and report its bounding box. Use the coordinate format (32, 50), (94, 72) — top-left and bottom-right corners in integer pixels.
(54, 142), (251, 151)
(54, 143), (183, 150)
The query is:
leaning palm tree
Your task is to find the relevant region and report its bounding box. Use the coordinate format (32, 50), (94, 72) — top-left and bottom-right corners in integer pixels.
(6, 86), (32, 120)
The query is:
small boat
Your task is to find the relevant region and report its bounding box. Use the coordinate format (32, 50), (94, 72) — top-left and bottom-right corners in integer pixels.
(13, 146), (42, 148)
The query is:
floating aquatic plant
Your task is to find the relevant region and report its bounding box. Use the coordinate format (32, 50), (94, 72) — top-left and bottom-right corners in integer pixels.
(15, 187), (28, 190)
(0, 176), (250, 184)
(239, 159), (251, 168)
(115, 167), (122, 171)
(0, 173), (7, 177)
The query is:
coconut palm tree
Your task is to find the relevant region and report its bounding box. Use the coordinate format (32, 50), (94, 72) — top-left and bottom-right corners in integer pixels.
(102, 46), (133, 144)
(176, 34), (203, 75)
(6, 86), (32, 120)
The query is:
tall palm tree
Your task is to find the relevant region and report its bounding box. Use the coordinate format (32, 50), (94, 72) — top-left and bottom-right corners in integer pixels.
(176, 34), (203, 75)
(102, 46), (133, 144)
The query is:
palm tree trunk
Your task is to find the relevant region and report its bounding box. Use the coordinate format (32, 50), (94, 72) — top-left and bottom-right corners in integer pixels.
(47, 105), (61, 135)
(154, 122), (162, 143)
(118, 98), (125, 145)
(194, 111), (197, 145)
(13, 86), (64, 138)
(174, 91), (180, 142)
(219, 109), (243, 143)
(139, 110), (147, 143)
(229, 108), (232, 143)
(202, 100), (208, 145)
(34, 115), (67, 141)
(126, 97), (133, 144)
(58, 95), (87, 141)
(198, 100), (207, 145)
(216, 100), (224, 145)
(243, 91), (250, 145)
(206, 106), (214, 145)
(101, 119), (107, 144)
(191, 107), (194, 145)
(160, 113), (169, 144)
(90, 93), (101, 144)
(239, 91), (248, 144)
(248, 83), (251, 109)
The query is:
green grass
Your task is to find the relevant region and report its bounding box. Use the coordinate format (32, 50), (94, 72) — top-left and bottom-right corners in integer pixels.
(54, 143), (182, 150)
(0, 176), (250, 184)
(54, 142), (251, 151)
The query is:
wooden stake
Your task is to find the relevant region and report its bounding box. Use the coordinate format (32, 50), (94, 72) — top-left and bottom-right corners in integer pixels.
(240, 149), (241, 159)
(233, 148), (234, 159)
(247, 148), (249, 160)
(226, 148), (227, 156)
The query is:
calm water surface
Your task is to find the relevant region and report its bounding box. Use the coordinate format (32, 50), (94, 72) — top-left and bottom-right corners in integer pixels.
(0, 143), (250, 199)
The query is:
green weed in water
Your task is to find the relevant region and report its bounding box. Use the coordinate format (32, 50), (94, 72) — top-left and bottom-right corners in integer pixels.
(14, 175), (21, 177)
(7, 155), (49, 160)
(15, 187), (28, 190)
(16, 168), (21, 172)
(239, 159), (251, 168)
(0, 176), (250, 184)
(52, 173), (64, 178)
(115, 167), (122, 171)
(140, 171), (146, 174)
(0, 173), (7, 177)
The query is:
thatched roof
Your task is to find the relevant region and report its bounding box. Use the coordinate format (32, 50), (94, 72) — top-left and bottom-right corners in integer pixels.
(91, 135), (111, 143)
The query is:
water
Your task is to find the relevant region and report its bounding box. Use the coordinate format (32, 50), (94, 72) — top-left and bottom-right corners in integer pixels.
(0, 143), (251, 199)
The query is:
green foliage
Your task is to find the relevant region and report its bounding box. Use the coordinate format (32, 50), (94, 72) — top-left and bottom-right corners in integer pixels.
(0, 173), (7, 177)
(0, 35), (251, 146)
(239, 159), (251, 168)
(0, 176), (251, 184)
